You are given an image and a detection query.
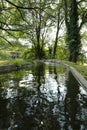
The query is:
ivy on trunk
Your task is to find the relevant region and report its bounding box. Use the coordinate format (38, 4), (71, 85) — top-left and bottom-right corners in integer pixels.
(64, 0), (81, 63)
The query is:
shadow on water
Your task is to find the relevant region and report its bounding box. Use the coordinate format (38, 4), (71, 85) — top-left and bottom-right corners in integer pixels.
(0, 62), (87, 130)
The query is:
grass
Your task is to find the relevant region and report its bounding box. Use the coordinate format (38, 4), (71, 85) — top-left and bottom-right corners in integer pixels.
(0, 60), (9, 66)
(0, 58), (26, 67)
(65, 61), (87, 80)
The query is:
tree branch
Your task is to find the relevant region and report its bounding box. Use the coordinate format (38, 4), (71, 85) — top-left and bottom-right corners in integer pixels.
(0, 35), (13, 46)
(79, 12), (87, 30)
(5, 0), (39, 10)
(77, 0), (87, 4)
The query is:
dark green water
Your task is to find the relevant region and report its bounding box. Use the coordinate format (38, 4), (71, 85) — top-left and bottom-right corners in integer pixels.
(0, 62), (87, 130)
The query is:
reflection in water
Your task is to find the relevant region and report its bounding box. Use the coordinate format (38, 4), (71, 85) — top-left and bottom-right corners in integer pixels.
(65, 71), (87, 130)
(0, 62), (87, 130)
(65, 71), (80, 129)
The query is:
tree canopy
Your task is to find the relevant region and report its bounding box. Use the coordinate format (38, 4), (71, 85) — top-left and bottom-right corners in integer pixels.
(0, 0), (87, 62)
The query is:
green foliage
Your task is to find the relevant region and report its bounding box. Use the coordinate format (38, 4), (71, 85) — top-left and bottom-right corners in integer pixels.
(47, 45), (53, 59)
(35, 41), (47, 59)
(65, 61), (87, 80)
(55, 45), (68, 60)
(23, 44), (47, 60)
(0, 50), (10, 60)
(23, 48), (35, 60)
(0, 0), (87, 63)
(10, 58), (25, 66)
(77, 52), (87, 64)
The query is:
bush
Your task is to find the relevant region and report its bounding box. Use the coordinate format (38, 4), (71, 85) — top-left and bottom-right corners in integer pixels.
(0, 51), (10, 60)
(23, 48), (35, 60)
(10, 58), (24, 66)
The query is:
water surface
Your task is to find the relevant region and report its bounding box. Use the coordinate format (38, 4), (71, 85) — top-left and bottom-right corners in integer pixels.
(0, 62), (87, 130)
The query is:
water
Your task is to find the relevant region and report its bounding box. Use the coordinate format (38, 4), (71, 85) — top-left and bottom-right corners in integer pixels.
(0, 62), (87, 130)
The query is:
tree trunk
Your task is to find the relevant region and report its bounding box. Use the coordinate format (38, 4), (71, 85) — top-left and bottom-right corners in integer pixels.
(35, 8), (42, 59)
(53, 9), (60, 58)
(64, 0), (81, 63)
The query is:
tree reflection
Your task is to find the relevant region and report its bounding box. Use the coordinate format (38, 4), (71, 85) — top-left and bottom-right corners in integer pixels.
(0, 82), (11, 129)
(0, 63), (87, 130)
(65, 71), (80, 130)
(23, 63), (61, 130)
(0, 71), (29, 130)
(32, 62), (45, 90)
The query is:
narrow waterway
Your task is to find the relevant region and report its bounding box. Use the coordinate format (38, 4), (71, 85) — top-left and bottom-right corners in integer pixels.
(0, 62), (87, 130)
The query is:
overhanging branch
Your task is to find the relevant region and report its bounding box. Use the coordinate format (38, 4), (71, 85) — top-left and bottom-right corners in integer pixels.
(0, 35), (13, 46)
(5, 0), (39, 10)
(77, 0), (87, 4)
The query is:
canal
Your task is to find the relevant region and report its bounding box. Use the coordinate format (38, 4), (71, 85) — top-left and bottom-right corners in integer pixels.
(0, 61), (87, 130)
